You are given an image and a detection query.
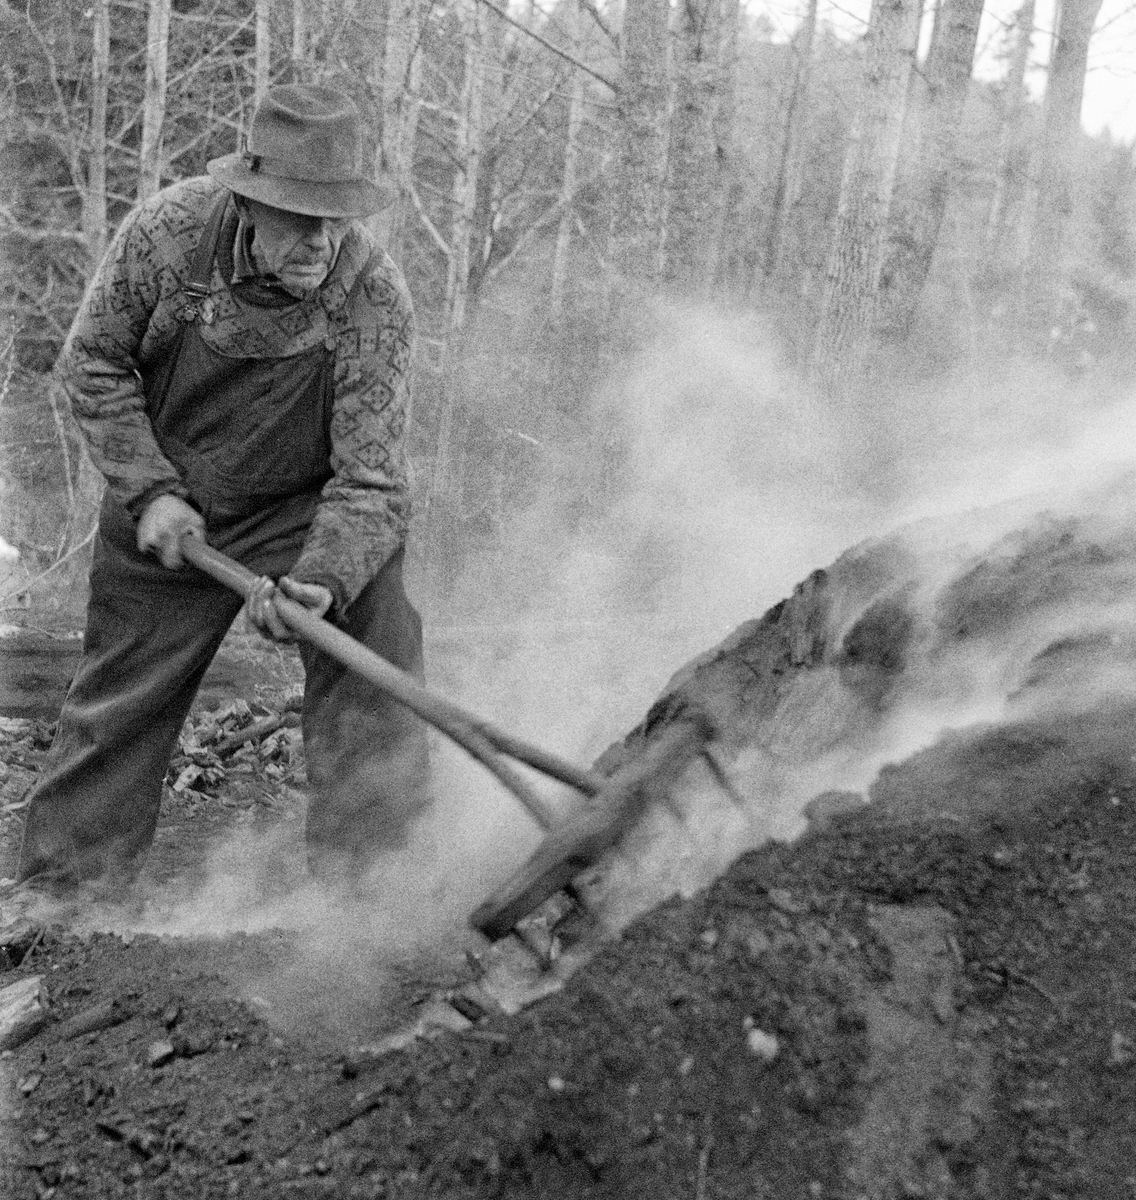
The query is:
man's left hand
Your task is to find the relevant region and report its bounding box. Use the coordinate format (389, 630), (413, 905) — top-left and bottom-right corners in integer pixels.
(245, 575), (333, 642)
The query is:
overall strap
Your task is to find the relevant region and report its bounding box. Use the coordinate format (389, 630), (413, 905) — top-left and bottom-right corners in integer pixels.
(177, 192), (231, 323)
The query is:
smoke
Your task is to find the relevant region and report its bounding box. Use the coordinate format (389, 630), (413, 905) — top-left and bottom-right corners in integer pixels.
(84, 296), (1136, 1042)
(414, 300), (1136, 934)
(433, 301), (1136, 759)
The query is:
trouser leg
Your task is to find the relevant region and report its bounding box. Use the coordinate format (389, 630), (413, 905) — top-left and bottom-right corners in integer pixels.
(20, 486), (430, 890)
(18, 511), (242, 891)
(300, 546), (431, 879)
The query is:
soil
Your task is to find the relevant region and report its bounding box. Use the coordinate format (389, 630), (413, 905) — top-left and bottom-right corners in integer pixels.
(5, 478), (1136, 1199)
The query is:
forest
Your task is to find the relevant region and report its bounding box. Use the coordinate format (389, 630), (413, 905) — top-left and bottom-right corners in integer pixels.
(1, 0), (1134, 623)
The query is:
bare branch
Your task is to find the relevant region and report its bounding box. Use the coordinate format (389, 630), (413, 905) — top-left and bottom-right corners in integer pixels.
(484, 199), (566, 282)
(577, 0), (620, 48)
(46, 378), (77, 552)
(0, 525), (97, 608)
(166, 11), (255, 90)
(471, 0), (618, 91)
(484, 171), (604, 284)
(19, 15), (85, 185)
(410, 185), (454, 258)
(0, 206), (92, 252)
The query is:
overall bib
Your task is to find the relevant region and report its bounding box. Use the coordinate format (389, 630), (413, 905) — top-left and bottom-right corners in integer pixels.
(19, 197), (430, 891)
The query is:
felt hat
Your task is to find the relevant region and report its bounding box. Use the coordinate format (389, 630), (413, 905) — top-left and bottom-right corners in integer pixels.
(207, 84), (391, 218)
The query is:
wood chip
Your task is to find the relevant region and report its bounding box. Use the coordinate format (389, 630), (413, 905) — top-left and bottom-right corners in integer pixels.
(57, 998), (135, 1041)
(0, 975), (49, 1051)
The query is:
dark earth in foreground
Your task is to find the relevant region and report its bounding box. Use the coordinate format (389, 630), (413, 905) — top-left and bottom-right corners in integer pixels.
(5, 476), (1136, 1198)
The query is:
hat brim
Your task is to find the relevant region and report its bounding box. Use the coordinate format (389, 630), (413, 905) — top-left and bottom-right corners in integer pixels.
(207, 154), (393, 218)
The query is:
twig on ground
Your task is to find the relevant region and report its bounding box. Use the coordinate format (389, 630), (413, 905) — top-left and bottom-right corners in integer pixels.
(17, 928), (45, 969)
(213, 712), (298, 757)
(1011, 969), (1062, 1010)
(0, 623), (80, 641)
(695, 1118), (714, 1200)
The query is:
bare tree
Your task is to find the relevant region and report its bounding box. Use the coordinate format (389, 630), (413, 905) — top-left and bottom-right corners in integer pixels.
(707, 0), (740, 290)
(87, 0), (110, 262)
(810, 0), (924, 393)
(610, 0), (670, 297)
(1018, 0), (1105, 339)
(138, 0), (172, 201)
(292, 0), (309, 75)
(256, 0), (272, 99)
(762, 0), (819, 287)
(447, 4), (489, 334)
(878, 0), (985, 341)
(666, 0), (730, 298)
(984, 0), (1036, 267)
(551, 0), (586, 316)
(376, 0), (424, 261)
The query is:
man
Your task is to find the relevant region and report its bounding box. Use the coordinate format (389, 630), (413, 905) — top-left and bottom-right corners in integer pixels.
(8, 84), (430, 914)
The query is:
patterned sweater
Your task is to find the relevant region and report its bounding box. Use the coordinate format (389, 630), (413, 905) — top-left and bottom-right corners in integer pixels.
(58, 175), (414, 612)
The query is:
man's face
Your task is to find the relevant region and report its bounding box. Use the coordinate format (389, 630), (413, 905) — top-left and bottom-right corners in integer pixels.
(242, 197), (350, 293)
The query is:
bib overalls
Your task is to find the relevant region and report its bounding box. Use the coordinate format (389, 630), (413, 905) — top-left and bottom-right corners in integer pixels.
(18, 197), (430, 892)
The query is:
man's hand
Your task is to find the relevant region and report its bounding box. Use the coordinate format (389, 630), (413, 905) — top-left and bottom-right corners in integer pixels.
(245, 575), (333, 642)
(137, 493), (205, 568)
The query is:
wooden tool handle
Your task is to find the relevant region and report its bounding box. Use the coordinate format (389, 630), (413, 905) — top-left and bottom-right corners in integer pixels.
(469, 720), (708, 940)
(178, 536), (597, 826)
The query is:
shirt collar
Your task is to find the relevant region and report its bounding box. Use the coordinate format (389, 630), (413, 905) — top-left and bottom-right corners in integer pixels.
(231, 217), (326, 303)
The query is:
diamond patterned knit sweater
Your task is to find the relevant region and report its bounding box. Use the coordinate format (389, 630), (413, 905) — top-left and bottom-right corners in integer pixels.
(57, 175), (415, 612)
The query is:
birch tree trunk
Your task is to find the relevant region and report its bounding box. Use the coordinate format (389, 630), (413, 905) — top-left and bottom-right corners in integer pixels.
(878, 0), (984, 341)
(85, 0), (110, 263)
(609, 0), (670, 300)
(761, 0), (819, 287)
(138, 0), (171, 201)
(810, 0), (923, 394)
(1018, 0), (1103, 340)
(665, 0), (726, 298)
(256, 0), (272, 99)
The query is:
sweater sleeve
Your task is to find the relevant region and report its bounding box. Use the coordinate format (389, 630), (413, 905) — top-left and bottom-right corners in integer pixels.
(288, 258), (415, 612)
(56, 201), (187, 516)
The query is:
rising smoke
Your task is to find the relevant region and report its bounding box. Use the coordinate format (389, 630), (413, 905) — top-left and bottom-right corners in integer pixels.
(113, 297), (1136, 1041)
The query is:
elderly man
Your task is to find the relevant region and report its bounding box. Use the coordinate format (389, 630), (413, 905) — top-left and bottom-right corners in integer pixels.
(9, 84), (429, 911)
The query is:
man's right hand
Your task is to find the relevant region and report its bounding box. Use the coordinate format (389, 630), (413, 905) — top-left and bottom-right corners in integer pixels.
(136, 493), (205, 568)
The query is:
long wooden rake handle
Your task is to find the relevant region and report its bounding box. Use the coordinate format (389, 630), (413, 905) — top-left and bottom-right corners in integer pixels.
(179, 536), (605, 830)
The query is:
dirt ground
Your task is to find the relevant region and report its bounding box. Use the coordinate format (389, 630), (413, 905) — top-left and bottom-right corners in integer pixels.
(5, 478), (1136, 1198)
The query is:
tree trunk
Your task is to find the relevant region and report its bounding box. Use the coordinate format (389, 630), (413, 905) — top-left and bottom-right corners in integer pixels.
(761, 0), (818, 287)
(984, 0), (1035, 266)
(665, 0), (726, 298)
(85, 0), (110, 263)
(465, 13), (505, 308)
(809, 0), (923, 394)
(877, 0), (984, 341)
(551, 0), (586, 317)
(376, 0), (423, 262)
(1018, 0), (1103, 340)
(609, 0), (670, 299)
(292, 0), (308, 77)
(447, 6), (486, 335)
(138, 0), (171, 201)
(256, 0), (272, 99)
(707, 0), (740, 294)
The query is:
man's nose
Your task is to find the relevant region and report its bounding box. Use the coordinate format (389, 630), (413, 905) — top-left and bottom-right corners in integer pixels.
(299, 217), (334, 244)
